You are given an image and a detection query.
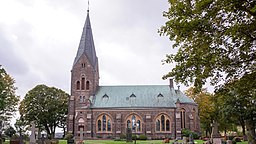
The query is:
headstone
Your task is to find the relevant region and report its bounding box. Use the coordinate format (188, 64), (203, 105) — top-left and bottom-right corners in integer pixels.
(126, 128), (132, 142)
(183, 136), (188, 143)
(210, 120), (221, 143)
(29, 121), (36, 144)
(226, 140), (232, 144)
(188, 133), (194, 144)
(79, 127), (84, 141)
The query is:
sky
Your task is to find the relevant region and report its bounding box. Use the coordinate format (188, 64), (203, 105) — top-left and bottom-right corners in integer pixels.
(0, 0), (182, 100)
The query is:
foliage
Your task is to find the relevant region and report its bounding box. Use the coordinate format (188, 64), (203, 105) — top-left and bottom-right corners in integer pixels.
(138, 134), (147, 140)
(119, 133), (126, 140)
(4, 126), (16, 138)
(160, 0), (256, 142)
(185, 87), (214, 136)
(0, 65), (19, 122)
(64, 133), (73, 140)
(182, 128), (199, 139)
(19, 84), (69, 139)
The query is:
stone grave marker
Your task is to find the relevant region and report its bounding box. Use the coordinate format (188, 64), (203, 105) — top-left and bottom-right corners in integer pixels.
(29, 121), (36, 144)
(126, 128), (132, 142)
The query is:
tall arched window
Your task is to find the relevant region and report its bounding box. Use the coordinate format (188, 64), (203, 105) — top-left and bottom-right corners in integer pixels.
(192, 109), (196, 130)
(96, 114), (112, 132)
(76, 81), (80, 90)
(98, 120), (101, 131)
(86, 81), (90, 90)
(126, 114), (143, 132)
(181, 108), (186, 129)
(156, 120), (160, 131)
(127, 120), (131, 128)
(155, 114), (171, 132)
(161, 115), (165, 131)
(102, 115), (106, 131)
(81, 78), (85, 90)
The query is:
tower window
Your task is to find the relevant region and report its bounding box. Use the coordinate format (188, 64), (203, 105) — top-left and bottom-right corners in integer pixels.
(76, 81), (80, 90)
(86, 81), (90, 90)
(81, 78), (85, 90)
(82, 63), (85, 68)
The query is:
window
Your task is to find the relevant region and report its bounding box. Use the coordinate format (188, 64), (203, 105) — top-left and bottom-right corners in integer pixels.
(86, 81), (90, 90)
(76, 81), (80, 90)
(181, 108), (186, 129)
(82, 63), (85, 68)
(126, 114), (143, 132)
(192, 109), (196, 130)
(97, 114), (112, 132)
(81, 78), (85, 90)
(79, 96), (83, 103)
(155, 114), (171, 132)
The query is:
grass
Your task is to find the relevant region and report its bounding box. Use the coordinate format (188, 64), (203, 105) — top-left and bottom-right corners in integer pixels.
(3, 139), (249, 144)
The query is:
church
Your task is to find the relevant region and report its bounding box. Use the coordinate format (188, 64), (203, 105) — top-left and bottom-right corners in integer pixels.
(67, 10), (200, 140)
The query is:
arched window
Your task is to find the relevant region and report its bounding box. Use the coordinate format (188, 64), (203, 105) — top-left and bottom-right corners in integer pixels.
(161, 115), (165, 131)
(96, 114), (112, 132)
(86, 81), (90, 90)
(181, 108), (186, 129)
(192, 109), (196, 130)
(155, 114), (171, 132)
(98, 120), (101, 131)
(166, 120), (170, 131)
(127, 120), (131, 128)
(102, 115), (106, 131)
(137, 120), (141, 131)
(125, 114), (143, 132)
(76, 81), (80, 90)
(107, 119), (111, 131)
(156, 120), (160, 131)
(81, 78), (85, 90)
(79, 96), (83, 103)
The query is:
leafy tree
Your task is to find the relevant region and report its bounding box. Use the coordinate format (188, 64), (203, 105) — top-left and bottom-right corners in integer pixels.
(19, 84), (69, 139)
(4, 126), (16, 138)
(160, 0), (256, 143)
(0, 65), (19, 121)
(185, 87), (214, 137)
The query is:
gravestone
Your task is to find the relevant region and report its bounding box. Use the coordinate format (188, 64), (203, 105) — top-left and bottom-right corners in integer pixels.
(226, 140), (232, 144)
(126, 128), (132, 142)
(188, 133), (194, 144)
(210, 120), (221, 144)
(79, 127), (84, 141)
(29, 121), (36, 144)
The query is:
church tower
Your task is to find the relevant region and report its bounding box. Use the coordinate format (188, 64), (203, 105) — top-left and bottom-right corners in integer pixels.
(67, 10), (99, 134)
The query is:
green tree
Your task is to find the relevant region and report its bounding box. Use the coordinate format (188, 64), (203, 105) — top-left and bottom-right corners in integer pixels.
(4, 126), (16, 138)
(0, 65), (19, 121)
(185, 87), (214, 137)
(160, 0), (256, 143)
(19, 84), (69, 139)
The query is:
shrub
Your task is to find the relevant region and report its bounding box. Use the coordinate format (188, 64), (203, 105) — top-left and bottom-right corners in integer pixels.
(132, 134), (137, 140)
(139, 134), (147, 140)
(181, 128), (200, 139)
(51, 139), (59, 144)
(64, 133), (73, 140)
(120, 133), (126, 140)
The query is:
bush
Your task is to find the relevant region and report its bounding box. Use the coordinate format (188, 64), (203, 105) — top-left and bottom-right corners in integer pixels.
(120, 133), (126, 140)
(181, 128), (200, 139)
(132, 134), (137, 140)
(64, 133), (73, 140)
(138, 134), (147, 140)
(51, 139), (59, 144)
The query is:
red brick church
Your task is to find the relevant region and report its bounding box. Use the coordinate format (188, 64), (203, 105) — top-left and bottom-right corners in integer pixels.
(67, 10), (200, 140)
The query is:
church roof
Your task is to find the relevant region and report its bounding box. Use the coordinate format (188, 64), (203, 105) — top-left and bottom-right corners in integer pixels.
(91, 85), (195, 108)
(73, 11), (97, 68)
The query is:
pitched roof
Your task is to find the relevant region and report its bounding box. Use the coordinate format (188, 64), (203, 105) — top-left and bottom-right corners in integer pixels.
(73, 11), (98, 69)
(91, 85), (195, 108)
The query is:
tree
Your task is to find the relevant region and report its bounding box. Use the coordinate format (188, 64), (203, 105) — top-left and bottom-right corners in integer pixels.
(19, 84), (69, 139)
(4, 126), (16, 138)
(159, 0), (256, 143)
(185, 87), (214, 137)
(0, 65), (19, 121)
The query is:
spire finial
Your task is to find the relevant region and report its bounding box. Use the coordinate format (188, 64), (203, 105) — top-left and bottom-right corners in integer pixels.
(87, 0), (89, 13)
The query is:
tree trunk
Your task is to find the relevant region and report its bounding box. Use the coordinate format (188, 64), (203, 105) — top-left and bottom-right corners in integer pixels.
(245, 119), (256, 144)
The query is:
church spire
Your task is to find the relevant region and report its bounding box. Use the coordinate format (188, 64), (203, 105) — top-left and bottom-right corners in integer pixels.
(73, 7), (98, 69)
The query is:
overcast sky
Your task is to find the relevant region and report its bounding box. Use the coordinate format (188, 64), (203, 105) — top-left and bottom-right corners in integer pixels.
(1, 0), (183, 99)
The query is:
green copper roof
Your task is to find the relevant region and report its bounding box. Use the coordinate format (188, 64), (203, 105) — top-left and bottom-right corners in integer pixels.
(91, 85), (195, 108)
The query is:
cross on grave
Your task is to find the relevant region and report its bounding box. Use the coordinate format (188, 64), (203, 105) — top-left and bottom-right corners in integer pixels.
(79, 127), (85, 142)
(29, 121), (36, 144)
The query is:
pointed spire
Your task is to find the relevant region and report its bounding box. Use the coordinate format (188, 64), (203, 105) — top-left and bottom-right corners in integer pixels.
(73, 8), (98, 69)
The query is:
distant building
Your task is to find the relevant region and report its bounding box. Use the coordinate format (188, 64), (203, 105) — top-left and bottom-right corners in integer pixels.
(67, 10), (200, 140)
